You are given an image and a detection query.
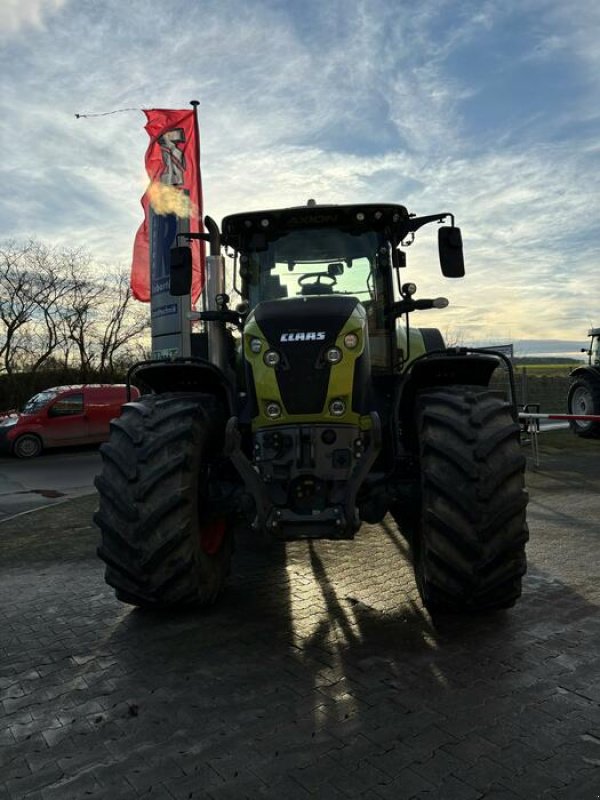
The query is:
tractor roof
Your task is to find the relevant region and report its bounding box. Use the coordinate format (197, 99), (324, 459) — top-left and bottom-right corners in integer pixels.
(221, 202), (410, 249)
(588, 328), (600, 337)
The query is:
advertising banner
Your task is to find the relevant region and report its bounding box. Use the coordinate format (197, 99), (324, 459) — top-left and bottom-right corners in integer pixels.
(130, 108), (205, 358)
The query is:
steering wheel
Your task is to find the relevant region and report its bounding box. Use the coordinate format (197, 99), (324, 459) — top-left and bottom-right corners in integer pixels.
(298, 272), (337, 289)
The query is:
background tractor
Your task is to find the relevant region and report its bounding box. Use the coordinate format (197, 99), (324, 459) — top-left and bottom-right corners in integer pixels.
(94, 201), (528, 613)
(567, 328), (600, 438)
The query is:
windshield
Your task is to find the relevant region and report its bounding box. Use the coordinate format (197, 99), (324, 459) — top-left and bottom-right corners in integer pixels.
(245, 227), (382, 306)
(22, 390), (60, 413)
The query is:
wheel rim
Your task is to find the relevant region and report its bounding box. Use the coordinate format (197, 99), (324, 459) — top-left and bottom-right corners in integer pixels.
(200, 518), (226, 555)
(571, 386), (593, 429)
(16, 437), (40, 457)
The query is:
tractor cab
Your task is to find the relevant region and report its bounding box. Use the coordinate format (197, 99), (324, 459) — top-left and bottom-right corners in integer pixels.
(587, 328), (600, 367)
(222, 202), (463, 374)
(224, 205), (395, 375)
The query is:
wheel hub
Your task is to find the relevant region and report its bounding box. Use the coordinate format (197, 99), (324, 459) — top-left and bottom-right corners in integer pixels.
(571, 386), (592, 428)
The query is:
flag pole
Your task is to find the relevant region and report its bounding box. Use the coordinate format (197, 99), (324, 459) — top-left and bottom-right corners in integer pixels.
(190, 100), (206, 311)
(190, 99), (201, 203)
(190, 99), (202, 228)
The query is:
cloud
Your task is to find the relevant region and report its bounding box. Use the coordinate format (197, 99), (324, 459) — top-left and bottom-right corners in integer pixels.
(0, 0), (66, 35)
(0, 0), (598, 342)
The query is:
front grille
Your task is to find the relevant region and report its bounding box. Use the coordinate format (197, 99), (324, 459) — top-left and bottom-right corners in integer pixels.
(277, 346), (330, 414)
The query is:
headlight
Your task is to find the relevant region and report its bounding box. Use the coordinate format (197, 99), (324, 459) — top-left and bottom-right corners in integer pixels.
(0, 416), (17, 427)
(343, 333), (359, 350)
(325, 347), (342, 364)
(329, 399), (346, 416)
(249, 337), (262, 354)
(265, 402), (281, 419)
(263, 350), (280, 367)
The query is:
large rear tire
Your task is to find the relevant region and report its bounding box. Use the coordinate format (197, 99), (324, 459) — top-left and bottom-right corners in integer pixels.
(567, 376), (600, 438)
(414, 386), (528, 612)
(94, 392), (232, 609)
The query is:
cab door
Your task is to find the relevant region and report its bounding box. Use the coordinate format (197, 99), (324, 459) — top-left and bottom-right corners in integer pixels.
(44, 392), (89, 446)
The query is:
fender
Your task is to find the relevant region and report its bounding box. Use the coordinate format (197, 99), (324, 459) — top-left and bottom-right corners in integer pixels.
(404, 350), (500, 391)
(127, 358), (236, 415)
(393, 349), (514, 456)
(569, 365), (600, 382)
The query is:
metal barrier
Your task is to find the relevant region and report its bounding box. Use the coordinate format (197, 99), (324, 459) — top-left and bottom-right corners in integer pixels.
(518, 411), (600, 467)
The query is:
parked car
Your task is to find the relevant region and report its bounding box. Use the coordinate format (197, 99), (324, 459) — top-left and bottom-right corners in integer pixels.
(0, 384), (140, 458)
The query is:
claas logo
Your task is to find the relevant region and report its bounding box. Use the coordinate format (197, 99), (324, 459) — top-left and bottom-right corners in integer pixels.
(280, 331), (326, 342)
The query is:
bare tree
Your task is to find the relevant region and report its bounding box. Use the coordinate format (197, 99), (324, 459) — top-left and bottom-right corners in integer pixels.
(97, 271), (149, 377)
(62, 265), (149, 378)
(25, 245), (81, 372)
(0, 241), (76, 374)
(62, 256), (107, 379)
(0, 240), (150, 378)
(443, 326), (466, 348)
(0, 241), (39, 374)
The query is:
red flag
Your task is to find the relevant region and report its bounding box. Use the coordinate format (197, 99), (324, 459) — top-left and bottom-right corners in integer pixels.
(131, 108), (205, 303)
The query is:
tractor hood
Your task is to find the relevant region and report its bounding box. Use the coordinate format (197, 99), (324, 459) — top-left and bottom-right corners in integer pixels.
(243, 296), (371, 427)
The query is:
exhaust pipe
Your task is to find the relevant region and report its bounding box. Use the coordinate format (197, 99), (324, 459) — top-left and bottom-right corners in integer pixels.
(203, 216), (229, 373)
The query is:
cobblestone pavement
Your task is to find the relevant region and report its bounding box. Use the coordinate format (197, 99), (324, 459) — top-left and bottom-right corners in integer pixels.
(0, 434), (599, 799)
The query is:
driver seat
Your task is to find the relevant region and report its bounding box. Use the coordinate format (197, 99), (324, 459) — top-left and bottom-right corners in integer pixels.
(300, 284), (334, 296)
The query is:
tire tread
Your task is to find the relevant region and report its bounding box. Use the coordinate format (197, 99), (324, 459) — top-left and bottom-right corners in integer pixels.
(95, 392), (231, 608)
(415, 385), (528, 612)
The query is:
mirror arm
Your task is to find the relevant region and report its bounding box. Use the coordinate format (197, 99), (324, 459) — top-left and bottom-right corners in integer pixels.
(187, 309), (243, 328)
(407, 212), (454, 233)
(176, 216), (221, 256)
(176, 231), (211, 244)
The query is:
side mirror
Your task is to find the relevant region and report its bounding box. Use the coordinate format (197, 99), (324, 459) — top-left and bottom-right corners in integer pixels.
(438, 226), (465, 278)
(170, 246), (192, 296)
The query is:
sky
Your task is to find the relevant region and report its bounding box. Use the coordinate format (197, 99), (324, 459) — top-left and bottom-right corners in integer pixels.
(1, 0), (599, 354)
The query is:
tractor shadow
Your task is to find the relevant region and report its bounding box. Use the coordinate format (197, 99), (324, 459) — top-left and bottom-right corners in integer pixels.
(109, 511), (526, 698)
(96, 503), (599, 797)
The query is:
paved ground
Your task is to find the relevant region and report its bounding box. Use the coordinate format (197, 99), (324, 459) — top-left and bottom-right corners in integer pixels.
(0, 431), (599, 799)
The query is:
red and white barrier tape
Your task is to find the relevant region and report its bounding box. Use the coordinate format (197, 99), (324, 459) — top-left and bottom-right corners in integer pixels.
(518, 411), (599, 467)
(518, 413), (600, 422)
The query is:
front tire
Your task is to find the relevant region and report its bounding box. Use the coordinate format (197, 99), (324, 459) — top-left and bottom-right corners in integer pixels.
(414, 386), (528, 613)
(567, 376), (600, 438)
(94, 392), (232, 609)
(13, 434), (43, 458)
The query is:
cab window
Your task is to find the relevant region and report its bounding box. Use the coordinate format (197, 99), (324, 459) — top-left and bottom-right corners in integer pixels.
(48, 393), (84, 417)
(245, 227), (381, 306)
(243, 226), (394, 370)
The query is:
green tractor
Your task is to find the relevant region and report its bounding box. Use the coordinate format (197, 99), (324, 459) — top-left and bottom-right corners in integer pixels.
(95, 201), (528, 612)
(567, 328), (600, 438)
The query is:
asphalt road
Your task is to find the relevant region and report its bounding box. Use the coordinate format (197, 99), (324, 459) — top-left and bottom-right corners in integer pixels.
(0, 449), (101, 523)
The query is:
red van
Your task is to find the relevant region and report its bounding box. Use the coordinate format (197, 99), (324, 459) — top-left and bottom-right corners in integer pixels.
(0, 384), (140, 458)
